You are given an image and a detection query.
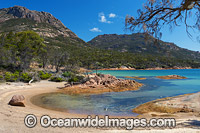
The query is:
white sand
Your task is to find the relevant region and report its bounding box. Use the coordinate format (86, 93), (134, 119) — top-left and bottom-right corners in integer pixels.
(0, 81), (200, 133)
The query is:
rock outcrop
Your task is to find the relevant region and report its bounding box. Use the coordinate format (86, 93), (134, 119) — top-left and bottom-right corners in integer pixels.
(1, 6), (64, 28)
(84, 73), (142, 89)
(0, 6), (79, 38)
(61, 74), (143, 95)
(133, 92), (200, 114)
(9, 95), (25, 107)
(99, 67), (136, 70)
(99, 67), (192, 71)
(156, 75), (187, 79)
(145, 67), (192, 70)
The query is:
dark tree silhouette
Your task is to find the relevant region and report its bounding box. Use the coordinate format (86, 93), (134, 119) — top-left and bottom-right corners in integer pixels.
(52, 49), (69, 73)
(126, 0), (200, 40)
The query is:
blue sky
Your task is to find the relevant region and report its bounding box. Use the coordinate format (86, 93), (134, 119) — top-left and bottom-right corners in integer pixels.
(1, 0), (200, 51)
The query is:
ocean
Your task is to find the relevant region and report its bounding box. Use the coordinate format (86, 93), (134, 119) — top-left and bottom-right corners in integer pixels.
(32, 69), (200, 116)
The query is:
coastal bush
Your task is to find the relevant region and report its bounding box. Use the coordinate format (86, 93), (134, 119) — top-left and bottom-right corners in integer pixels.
(0, 75), (3, 80)
(76, 75), (85, 81)
(62, 71), (72, 77)
(20, 73), (32, 83)
(0, 31), (46, 72)
(50, 76), (64, 82)
(5, 72), (19, 82)
(68, 77), (78, 83)
(97, 73), (102, 77)
(38, 71), (52, 80)
(38, 64), (43, 68)
(67, 74), (86, 83)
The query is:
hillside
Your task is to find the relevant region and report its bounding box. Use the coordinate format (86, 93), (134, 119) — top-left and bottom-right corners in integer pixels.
(88, 33), (200, 61)
(0, 6), (93, 69)
(0, 6), (200, 70)
(0, 6), (86, 46)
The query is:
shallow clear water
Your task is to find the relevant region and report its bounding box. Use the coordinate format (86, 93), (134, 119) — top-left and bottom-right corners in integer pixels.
(32, 69), (200, 116)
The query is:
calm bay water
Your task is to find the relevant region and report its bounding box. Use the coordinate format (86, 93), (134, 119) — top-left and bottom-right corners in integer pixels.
(32, 69), (200, 116)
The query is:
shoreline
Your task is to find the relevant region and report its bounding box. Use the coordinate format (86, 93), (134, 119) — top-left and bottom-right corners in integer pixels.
(59, 83), (143, 95)
(0, 81), (118, 132)
(0, 81), (200, 132)
(98, 67), (198, 71)
(133, 92), (200, 115)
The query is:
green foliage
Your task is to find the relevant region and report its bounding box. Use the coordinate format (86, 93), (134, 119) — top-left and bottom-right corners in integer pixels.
(88, 33), (200, 65)
(0, 18), (37, 32)
(0, 30), (46, 71)
(5, 72), (19, 82)
(62, 71), (73, 77)
(50, 77), (64, 82)
(97, 73), (102, 77)
(76, 75), (85, 82)
(0, 18), (200, 73)
(68, 77), (78, 83)
(0, 75), (3, 80)
(38, 64), (43, 68)
(20, 73), (32, 83)
(38, 71), (52, 80)
(4, 71), (33, 83)
(68, 75), (84, 83)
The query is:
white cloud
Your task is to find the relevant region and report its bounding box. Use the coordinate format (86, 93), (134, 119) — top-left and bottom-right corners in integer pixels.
(90, 27), (102, 32)
(100, 15), (106, 23)
(99, 12), (112, 24)
(109, 13), (116, 18)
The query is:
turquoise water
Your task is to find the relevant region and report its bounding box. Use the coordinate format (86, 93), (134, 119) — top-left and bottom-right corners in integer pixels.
(32, 69), (200, 116)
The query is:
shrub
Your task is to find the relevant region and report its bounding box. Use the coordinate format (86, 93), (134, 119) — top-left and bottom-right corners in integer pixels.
(97, 73), (102, 77)
(20, 73), (32, 83)
(68, 77), (78, 83)
(0, 75), (3, 80)
(50, 77), (64, 82)
(76, 75), (85, 81)
(38, 64), (43, 68)
(38, 71), (52, 80)
(62, 71), (72, 77)
(5, 72), (19, 82)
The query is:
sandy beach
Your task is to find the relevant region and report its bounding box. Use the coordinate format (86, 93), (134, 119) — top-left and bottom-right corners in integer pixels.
(0, 81), (200, 132)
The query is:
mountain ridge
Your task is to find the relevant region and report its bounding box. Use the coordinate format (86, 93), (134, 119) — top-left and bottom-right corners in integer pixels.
(88, 33), (200, 61)
(0, 6), (200, 69)
(0, 5), (81, 41)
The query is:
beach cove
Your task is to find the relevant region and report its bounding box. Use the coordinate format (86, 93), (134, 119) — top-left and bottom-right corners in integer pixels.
(31, 69), (200, 116)
(1, 69), (200, 132)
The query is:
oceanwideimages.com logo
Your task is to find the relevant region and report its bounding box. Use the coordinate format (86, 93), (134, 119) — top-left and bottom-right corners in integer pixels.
(24, 114), (176, 129)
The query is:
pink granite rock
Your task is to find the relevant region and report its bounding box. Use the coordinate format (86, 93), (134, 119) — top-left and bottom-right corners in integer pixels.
(9, 95), (25, 107)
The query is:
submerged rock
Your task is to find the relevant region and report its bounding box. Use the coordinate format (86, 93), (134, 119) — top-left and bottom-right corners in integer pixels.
(156, 75), (187, 80)
(124, 76), (147, 80)
(9, 95), (25, 107)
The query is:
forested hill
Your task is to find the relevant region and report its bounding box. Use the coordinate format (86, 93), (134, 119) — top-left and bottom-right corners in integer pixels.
(88, 33), (200, 61)
(0, 6), (200, 71)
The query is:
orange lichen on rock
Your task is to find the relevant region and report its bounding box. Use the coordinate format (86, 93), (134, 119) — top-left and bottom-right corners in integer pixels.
(60, 74), (143, 95)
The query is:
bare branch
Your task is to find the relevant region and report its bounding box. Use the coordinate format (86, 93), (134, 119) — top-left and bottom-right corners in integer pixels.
(126, 0), (200, 40)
